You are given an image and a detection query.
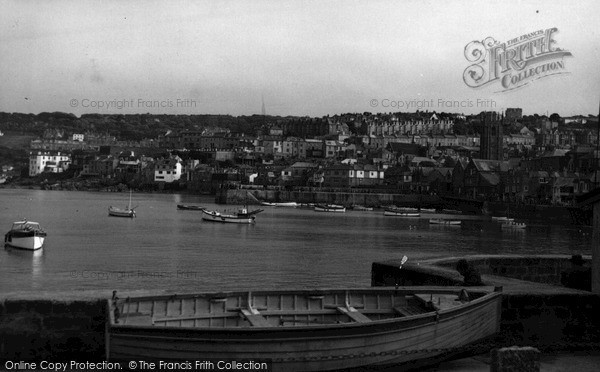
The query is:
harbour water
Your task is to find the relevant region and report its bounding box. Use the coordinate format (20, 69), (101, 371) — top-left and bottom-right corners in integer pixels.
(0, 189), (593, 294)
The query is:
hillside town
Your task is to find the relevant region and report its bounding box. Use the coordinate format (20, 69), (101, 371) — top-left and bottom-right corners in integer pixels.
(1, 109), (599, 206)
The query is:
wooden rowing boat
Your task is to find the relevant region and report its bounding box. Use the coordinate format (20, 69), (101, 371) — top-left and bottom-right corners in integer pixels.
(429, 219), (462, 225)
(201, 207), (264, 224)
(176, 204), (206, 211)
(384, 207), (420, 217)
(314, 204), (346, 212)
(107, 287), (502, 371)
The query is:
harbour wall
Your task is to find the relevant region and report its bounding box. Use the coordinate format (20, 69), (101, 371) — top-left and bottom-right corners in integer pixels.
(218, 189), (577, 223)
(0, 294), (108, 361)
(218, 188), (442, 208)
(372, 255), (600, 351)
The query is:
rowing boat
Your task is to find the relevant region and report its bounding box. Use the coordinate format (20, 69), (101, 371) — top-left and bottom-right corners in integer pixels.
(107, 287), (502, 371)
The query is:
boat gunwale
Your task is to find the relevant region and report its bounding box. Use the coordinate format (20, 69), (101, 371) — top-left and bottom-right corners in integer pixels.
(109, 286), (494, 303)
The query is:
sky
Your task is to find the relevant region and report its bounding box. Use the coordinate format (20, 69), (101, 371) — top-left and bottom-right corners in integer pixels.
(1, 0), (599, 117)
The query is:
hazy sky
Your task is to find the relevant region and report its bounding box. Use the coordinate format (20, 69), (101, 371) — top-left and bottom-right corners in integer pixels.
(1, 0), (599, 117)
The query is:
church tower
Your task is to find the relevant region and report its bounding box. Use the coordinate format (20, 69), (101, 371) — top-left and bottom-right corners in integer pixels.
(480, 111), (504, 160)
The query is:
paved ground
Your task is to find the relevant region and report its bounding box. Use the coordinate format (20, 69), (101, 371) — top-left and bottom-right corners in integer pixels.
(423, 352), (600, 372)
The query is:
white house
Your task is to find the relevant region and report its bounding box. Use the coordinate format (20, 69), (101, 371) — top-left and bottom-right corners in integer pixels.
(72, 133), (84, 142)
(29, 151), (71, 176)
(154, 156), (182, 183)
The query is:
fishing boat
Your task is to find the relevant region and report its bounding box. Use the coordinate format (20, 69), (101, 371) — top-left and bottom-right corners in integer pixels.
(429, 219), (462, 225)
(384, 207), (420, 217)
(201, 207), (264, 224)
(176, 204), (205, 211)
(108, 190), (136, 218)
(261, 201), (299, 207)
(314, 204), (346, 212)
(491, 216), (514, 222)
(107, 286), (502, 371)
(4, 220), (47, 250)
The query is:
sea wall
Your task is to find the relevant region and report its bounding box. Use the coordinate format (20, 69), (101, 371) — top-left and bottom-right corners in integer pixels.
(0, 297), (107, 361)
(0, 290), (154, 361)
(372, 255), (600, 351)
(218, 188), (441, 207)
(433, 256), (579, 285)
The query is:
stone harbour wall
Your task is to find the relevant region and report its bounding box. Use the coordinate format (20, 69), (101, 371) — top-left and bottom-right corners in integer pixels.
(433, 256), (584, 286)
(0, 298), (108, 361)
(372, 255), (600, 352)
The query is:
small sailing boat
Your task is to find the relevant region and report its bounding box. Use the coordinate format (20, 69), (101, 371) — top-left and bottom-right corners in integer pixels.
(108, 190), (136, 218)
(202, 191), (263, 224)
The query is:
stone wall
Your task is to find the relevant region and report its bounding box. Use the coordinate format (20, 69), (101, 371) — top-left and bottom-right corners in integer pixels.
(0, 298), (107, 361)
(371, 255), (600, 352)
(221, 188), (441, 207)
(433, 256), (586, 285)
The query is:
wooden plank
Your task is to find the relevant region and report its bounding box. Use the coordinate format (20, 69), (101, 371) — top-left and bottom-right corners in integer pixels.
(240, 309), (273, 327)
(122, 313), (153, 325)
(154, 311), (239, 322)
(393, 305), (424, 317)
(337, 306), (371, 323)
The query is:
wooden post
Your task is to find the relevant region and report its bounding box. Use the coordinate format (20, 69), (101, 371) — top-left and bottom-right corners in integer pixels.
(593, 202), (600, 294)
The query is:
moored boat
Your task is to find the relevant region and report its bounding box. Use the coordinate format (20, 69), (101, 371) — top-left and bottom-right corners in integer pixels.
(384, 207), (420, 217)
(491, 216), (514, 222)
(176, 204), (205, 211)
(261, 201), (299, 207)
(4, 220), (47, 250)
(109, 190), (136, 218)
(314, 204), (346, 212)
(107, 286), (502, 371)
(201, 207), (264, 224)
(108, 206), (136, 218)
(429, 218), (462, 225)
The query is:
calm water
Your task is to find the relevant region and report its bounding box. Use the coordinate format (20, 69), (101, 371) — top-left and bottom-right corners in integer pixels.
(0, 189), (592, 294)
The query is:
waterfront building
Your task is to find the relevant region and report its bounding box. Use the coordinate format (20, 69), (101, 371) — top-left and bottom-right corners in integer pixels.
(349, 164), (384, 187)
(154, 156), (182, 183)
(280, 162), (319, 186)
(462, 158), (510, 199)
(28, 151), (71, 177)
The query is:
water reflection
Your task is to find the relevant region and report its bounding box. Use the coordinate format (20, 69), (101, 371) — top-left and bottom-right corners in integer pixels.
(4, 247), (44, 290)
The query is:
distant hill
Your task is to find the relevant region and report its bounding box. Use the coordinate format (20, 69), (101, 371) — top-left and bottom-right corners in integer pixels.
(0, 112), (297, 141)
